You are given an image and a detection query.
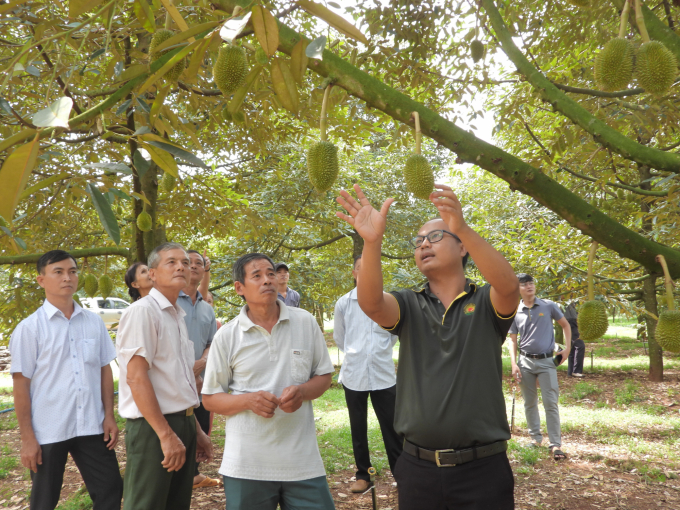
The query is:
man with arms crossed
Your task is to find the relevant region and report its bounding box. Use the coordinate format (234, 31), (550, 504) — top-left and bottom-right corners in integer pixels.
(116, 243), (213, 510)
(202, 253), (334, 510)
(334, 255), (402, 493)
(336, 184), (519, 510)
(509, 274), (571, 461)
(10, 250), (122, 510)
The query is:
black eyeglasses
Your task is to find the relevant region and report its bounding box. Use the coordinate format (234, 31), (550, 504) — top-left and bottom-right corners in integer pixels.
(409, 229), (460, 249)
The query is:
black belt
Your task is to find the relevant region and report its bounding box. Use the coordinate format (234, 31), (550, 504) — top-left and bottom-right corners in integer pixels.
(167, 407), (195, 417)
(403, 439), (507, 467)
(520, 350), (552, 359)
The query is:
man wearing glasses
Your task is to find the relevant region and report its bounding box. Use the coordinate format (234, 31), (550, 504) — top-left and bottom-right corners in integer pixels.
(336, 184), (520, 510)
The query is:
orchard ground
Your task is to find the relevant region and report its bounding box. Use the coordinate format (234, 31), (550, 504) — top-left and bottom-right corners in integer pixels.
(1, 319), (679, 510)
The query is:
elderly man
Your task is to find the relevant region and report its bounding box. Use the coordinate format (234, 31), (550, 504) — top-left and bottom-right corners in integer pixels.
(203, 253), (334, 510)
(116, 242), (213, 510)
(10, 250), (121, 510)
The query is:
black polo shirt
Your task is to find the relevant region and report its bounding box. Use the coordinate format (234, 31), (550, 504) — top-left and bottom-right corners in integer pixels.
(385, 279), (515, 450)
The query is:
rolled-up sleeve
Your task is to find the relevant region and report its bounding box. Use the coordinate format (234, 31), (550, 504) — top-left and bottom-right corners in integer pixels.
(116, 306), (157, 368)
(9, 321), (36, 377)
(202, 332), (232, 395)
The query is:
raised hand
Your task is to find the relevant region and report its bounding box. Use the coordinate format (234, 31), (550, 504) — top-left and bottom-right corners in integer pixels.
(336, 184), (394, 244)
(429, 184), (468, 235)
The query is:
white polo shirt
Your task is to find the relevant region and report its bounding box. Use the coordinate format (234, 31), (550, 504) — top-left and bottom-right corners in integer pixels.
(202, 301), (334, 481)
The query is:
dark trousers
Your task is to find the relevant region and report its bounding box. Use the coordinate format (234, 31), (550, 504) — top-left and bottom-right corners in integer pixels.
(29, 434), (122, 510)
(123, 414), (196, 510)
(394, 450), (515, 510)
(343, 385), (403, 481)
(194, 403), (211, 476)
(568, 338), (586, 375)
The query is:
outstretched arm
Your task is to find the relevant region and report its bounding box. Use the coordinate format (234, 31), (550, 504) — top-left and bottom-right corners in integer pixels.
(198, 250), (210, 299)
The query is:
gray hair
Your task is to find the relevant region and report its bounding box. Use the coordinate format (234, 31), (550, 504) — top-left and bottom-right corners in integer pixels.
(148, 242), (187, 268)
(232, 252), (275, 284)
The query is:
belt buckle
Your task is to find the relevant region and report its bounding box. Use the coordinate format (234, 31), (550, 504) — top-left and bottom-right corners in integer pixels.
(435, 449), (456, 467)
(186, 407), (194, 417)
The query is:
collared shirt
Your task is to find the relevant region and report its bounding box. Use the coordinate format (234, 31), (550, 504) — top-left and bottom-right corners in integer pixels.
(177, 290), (217, 378)
(202, 301), (334, 481)
(509, 298), (564, 354)
(334, 288), (397, 391)
(384, 280), (516, 450)
(277, 287), (300, 307)
(116, 288), (199, 419)
(9, 300), (116, 445)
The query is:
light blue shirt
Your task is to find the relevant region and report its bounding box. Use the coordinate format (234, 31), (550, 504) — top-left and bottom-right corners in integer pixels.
(177, 290), (217, 379)
(333, 288), (398, 391)
(9, 300), (116, 445)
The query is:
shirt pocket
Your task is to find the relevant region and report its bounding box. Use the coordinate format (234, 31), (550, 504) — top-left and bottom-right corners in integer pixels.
(81, 338), (100, 367)
(290, 349), (312, 384)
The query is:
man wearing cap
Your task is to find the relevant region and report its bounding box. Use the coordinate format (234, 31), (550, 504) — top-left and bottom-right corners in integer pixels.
(275, 263), (300, 308)
(508, 274), (571, 461)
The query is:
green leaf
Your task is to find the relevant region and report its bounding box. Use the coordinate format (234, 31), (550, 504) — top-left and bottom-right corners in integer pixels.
(133, 150), (150, 178)
(145, 140), (207, 168)
(84, 162), (132, 174)
(133, 0), (156, 33)
(87, 183), (120, 245)
(0, 133), (40, 223)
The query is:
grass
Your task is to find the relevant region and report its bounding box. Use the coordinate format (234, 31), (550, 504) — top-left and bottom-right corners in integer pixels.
(614, 379), (641, 406)
(568, 381), (602, 401)
(55, 491), (93, 510)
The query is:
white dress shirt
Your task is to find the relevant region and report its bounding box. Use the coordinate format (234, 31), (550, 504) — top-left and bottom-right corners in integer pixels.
(334, 288), (398, 392)
(116, 288), (199, 419)
(9, 300), (116, 445)
(202, 301), (334, 481)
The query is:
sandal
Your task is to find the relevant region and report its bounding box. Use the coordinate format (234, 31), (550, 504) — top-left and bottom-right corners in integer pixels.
(550, 447), (567, 461)
(193, 476), (221, 489)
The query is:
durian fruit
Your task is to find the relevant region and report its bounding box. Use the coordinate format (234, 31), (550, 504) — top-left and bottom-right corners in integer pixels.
(635, 41), (678, 96)
(578, 242), (609, 340)
(160, 172), (176, 193)
(213, 45), (248, 96)
(83, 273), (99, 298)
(403, 111), (434, 200)
(594, 38), (634, 91)
(150, 29), (185, 81)
(137, 209), (153, 232)
(222, 108), (233, 122)
(307, 85), (339, 192)
(654, 255), (680, 353)
(233, 110), (245, 123)
(254, 46), (269, 65)
(617, 188), (625, 200)
(99, 275), (113, 299)
(470, 40), (484, 63)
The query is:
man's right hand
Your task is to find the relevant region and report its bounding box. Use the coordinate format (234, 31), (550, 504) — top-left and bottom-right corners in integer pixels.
(336, 184), (394, 244)
(247, 391), (280, 418)
(159, 431), (186, 472)
(511, 364), (522, 383)
(21, 436), (42, 473)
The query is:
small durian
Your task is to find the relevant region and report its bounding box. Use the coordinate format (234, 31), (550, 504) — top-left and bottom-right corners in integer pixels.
(137, 211), (153, 232)
(404, 155), (434, 199)
(222, 108), (233, 122)
(578, 300), (609, 340)
(616, 188), (625, 200)
(99, 274), (113, 299)
(83, 273), (99, 298)
(594, 38), (634, 92)
(470, 40), (484, 63)
(636, 41), (678, 96)
(160, 172), (176, 193)
(307, 141), (339, 193)
(213, 45), (248, 96)
(655, 310), (680, 353)
(150, 29), (185, 81)
(254, 46), (269, 65)
(233, 110), (245, 123)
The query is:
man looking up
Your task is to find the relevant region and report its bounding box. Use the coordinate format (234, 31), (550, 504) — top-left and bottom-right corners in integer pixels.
(10, 250), (122, 510)
(336, 184), (520, 510)
(508, 274), (571, 461)
(116, 242), (213, 510)
(202, 253), (335, 510)
(178, 250), (219, 489)
(275, 262), (300, 308)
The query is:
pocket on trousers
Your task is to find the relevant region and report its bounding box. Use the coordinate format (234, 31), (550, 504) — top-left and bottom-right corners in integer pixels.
(290, 349), (312, 383)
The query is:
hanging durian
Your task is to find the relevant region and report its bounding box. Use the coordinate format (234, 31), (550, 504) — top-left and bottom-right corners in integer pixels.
(403, 111), (434, 200)
(99, 256), (113, 300)
(654, 255), (680, 353)
(160, 172), (176, 193)
(150, 29), (186, 81)
(137, 203), (153, 233)
(254, 46), (269, 65)
(213, 45), (248, 96)
(594, 1), (633, 91)
(578, 242), (609, 340)
(470, 40), (484, 63)
(307, 85), (339, 193)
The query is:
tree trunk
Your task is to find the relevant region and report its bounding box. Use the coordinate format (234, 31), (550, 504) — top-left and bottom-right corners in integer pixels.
(140, 161), (165, 253)
(643, 275), (664, 382)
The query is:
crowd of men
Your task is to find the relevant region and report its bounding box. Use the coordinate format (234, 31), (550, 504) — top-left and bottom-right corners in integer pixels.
(10, 184), (583, 510)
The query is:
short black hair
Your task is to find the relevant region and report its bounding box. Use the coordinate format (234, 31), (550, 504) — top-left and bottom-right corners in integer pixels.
(422, 217), (469, 269)
(275, 262), (289, 272)
(37, 250), (77, 274)
(187, 250), (205, 265)
(233, 253), (276, 284)
(517, 273), (534, 283)
(353, 255), (362, 267)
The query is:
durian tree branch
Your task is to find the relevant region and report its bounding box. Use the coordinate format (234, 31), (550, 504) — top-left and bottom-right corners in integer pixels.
(0, 247), (130, 266)
(656, 254), (675, 310)
(551, 82), (646, 98)
(281, 233), (348, 251)
(482, 0), (680, 174)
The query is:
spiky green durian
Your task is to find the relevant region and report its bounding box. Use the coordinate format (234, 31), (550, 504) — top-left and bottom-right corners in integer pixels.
(307, 141), (339, 193)
(213, 45), (248, 96)
(83, 273), (98, 298)
(222, 108), (233, 122)
(254, 46), (269, 65)
(98, 274), (113, 299)
(150, 29), (185, 81)
(617, 188), (625, 200)
(137, 211), (153, 232)
(655, 310), (680, 353)
(636, 41), (678, 96)
(594, 38), (634, 91)
(470, 40), (484, 63)
(233, 110), (245, 123)
(578, 300), (609, 341)
(160, 172), (176, 193)
(404, 155), (434, 200)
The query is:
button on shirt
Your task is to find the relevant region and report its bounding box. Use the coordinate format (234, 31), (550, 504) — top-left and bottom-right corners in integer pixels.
(334, 288), (397, 391)
(509, 298), (564, 355)
(116, 288), (199, 419)
(177, 290), (217, 379)
(202, 301), (334, 481)
(277, 287), (300, 307)
(9, 300), (116, 445)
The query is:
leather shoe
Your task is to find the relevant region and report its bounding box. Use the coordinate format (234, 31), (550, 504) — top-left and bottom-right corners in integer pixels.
(350, 479), (372, 493)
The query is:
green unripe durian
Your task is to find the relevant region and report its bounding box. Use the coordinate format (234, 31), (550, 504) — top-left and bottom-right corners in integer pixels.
(233, 111), (245, 123)
(255, 47), (269, 65)
(150, 29), (186, 81)
(83, 273), (99, 298)
(616, 189), (625, 200)
(137, 211), (153, 232)
(222, 108), (233, 122)
(98, 274), (113, 299)
(578, 300), (609, 341)
(213, 45), (248, 96)
(655, 310), (680, 353)
(307, 141), (339, 193)
(594, 38), (634, 92)
(404, 154), (434, 200)
(470, 40), (484, 63)
(160, 172), (176, 193)
(636, 41), (678, 96)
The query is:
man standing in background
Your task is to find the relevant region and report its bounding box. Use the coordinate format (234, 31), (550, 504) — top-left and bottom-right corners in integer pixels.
(565, 302), (585, 378)
(275, 262), (300, 308)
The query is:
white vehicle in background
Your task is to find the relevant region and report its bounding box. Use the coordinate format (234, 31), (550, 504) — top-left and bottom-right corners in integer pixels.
(81, 297), (130, 328)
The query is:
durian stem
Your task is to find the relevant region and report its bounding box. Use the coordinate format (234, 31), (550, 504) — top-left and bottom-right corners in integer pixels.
(635, 0), (651, 43)
(84, 257), (88, 272)
(413, 111), (421, 155)
(165, 11), (171, 30)
(656, 254), (676, 311)
(587, 241), (598, 301)
(105, 255), (108, 275)
(320, 85), (331, 142)
(618, 0), (631, 39)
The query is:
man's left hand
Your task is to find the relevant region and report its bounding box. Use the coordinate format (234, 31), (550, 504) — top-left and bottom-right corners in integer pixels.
(102, 415), (119, 450)
(279, 385), (304, 413)
(196, 429), (213, 463)
(193, 358), (207, 377)
(556, 349), (570, 366)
